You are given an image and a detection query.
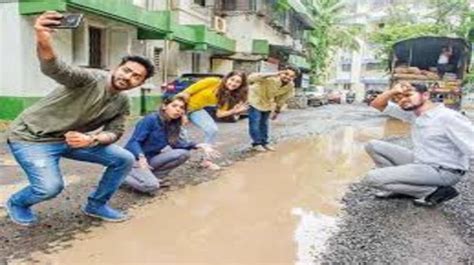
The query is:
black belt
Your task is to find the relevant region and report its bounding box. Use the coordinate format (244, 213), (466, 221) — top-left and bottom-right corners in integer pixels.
(437, 166), (466, 175)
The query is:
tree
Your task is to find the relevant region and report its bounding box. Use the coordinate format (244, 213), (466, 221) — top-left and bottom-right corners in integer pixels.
(304, 0), (362, 83)
(369, 0), (472, 61)
(369, 23), (449, 61)
(274, 0), (291, 12)
(427, 0), (470, 31)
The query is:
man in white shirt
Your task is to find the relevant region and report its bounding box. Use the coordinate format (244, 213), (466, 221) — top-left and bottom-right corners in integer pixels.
(365, 82), (474, 207)
(437, 46), (453, 78)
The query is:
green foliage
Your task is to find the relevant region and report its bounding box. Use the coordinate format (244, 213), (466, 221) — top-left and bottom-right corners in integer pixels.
(304, 0), (361, 83)
(459, 10), (474, 40)
(466, 72), (474, 84)
(274, 0), (291, 12)
(426, 0), (470, 31)
(369, 0), (473, 62)
(369, 23), (449, 60)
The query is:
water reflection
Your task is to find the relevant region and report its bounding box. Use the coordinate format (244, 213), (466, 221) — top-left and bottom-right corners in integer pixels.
(19, 121), (409, 264)
(292, 208), (338, 265)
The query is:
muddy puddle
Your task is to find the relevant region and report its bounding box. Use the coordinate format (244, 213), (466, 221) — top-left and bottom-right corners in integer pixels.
(15, 119), (409, 265)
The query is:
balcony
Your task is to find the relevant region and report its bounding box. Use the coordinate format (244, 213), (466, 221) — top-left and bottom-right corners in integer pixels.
(20, 0), (171, 38)
(215, 0), (313, 38)
(214, 0), (257, 14)
(19, 0), (236, 54)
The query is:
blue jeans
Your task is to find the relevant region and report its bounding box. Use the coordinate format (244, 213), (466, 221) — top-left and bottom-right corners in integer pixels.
(188, 109), (218, 144)
(248, 105), (271, 146)
(7, 140), (134, 208)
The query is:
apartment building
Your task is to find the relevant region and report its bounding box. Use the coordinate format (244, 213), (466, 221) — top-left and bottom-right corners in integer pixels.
(0, 0), (313, 120)
(328, 0), (432, 101)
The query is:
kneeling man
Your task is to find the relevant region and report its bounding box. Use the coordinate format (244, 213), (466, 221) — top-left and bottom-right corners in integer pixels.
(365, 82), (474, 207)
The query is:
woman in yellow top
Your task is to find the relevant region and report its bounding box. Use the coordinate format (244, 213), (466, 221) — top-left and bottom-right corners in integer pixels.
(178, 71), (248, 169)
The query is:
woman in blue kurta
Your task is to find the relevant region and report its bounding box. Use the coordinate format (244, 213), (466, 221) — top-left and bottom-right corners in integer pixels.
(122, 96), (219, 194)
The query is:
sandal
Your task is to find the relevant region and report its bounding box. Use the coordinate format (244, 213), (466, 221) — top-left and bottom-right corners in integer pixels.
(201, 160), (221, 170)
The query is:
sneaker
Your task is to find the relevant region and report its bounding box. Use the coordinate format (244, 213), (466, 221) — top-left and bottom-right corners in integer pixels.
(263, 145), (276, 152)
(251, 145), (267, 152)
(82, 204), (128, 222)
(374, 191), (415, 200)
(413, 186), (459, 207)
(5, 199), (38, 226)
(201, 160), (221, 170)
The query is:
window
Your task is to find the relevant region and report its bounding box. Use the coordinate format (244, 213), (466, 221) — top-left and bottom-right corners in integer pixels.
(192, 53), (201, 73)
(153, 47), (162, 73)
(342, 63), (351, 72)
(194, 0), (206, 6)
(343, 84), (351, 90)
(221, 0), (236, 10)
(132, 0), (147, 8)
(221, 0), (254, 11)
(89, 27), (103, 68)
(365, 62), (384, 71)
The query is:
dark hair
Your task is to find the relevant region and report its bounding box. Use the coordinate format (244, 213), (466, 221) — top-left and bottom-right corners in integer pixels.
(120, 55), (155, 79)
(159, 95), (188, 146)
(410, 82), (428, 93)
(216, 71), (248, 109)
(282, 64), (301, 77)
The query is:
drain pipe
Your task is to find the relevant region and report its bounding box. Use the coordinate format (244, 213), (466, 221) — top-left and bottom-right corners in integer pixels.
(163, 0), (171, 84)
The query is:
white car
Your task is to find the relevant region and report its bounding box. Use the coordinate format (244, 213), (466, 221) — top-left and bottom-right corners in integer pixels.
(304, 86), (328, 106)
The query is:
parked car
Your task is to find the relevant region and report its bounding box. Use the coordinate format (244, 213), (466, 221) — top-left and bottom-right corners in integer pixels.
(346, 90), (356, 104)
(303, 85), (328, 107)
(327, 89), (343, 104)
(160, 73), (245, 122)
(161, 73), (224, 100)
(363, 89), (383, 105)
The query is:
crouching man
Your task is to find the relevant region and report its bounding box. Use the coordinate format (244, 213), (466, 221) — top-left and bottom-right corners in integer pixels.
(5, 11), (155, 226)
(247, 65), (299, 152)
(364, 82), (474, 207)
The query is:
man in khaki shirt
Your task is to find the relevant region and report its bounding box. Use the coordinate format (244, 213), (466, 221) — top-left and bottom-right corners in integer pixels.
(5, 11), (155, 226)
(247, 65), (299, 151)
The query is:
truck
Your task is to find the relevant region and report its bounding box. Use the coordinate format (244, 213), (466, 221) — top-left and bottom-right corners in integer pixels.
(389, 36), (472, 110)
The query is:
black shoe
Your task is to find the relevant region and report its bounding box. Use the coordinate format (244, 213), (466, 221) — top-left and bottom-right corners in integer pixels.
(413, 186), (459, 207)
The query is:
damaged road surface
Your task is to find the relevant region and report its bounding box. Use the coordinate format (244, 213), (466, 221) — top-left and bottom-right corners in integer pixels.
(1, 105), (473, 264)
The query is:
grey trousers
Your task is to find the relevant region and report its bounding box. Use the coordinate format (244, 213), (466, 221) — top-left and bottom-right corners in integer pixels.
(364, 140), (463, 198)
(122, 149), (190, 193)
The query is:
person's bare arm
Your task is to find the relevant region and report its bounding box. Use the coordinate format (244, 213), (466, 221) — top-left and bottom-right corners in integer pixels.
(216, 102), (249, 118)
(370, 83), (407, 112)
(35, 11), (96, 87)
(247, 72), (280, 83)
(64, 131), (119, 148)
(35, 11), (62, 61)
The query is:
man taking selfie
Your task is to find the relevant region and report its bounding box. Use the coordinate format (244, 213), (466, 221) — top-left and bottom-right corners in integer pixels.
(5, 11), (155, 225)
(364, 82), (474, 207)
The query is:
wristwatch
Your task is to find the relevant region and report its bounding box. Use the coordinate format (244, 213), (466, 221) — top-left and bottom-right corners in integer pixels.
(89, 134), (100, 147)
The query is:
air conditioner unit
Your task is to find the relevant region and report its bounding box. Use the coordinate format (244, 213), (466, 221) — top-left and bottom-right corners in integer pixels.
(205, 0), (215, 7)
(213, 16), (227, 34)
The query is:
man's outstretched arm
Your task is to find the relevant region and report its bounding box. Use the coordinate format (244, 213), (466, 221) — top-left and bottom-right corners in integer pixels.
(35, 11), (96, 88)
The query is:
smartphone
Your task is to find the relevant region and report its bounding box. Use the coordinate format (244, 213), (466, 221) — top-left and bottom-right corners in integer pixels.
(50, 13), (83, 29)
